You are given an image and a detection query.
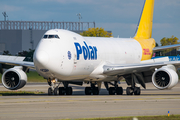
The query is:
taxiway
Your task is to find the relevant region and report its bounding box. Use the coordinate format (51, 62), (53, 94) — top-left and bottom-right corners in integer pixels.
(0, 82), (180, 120)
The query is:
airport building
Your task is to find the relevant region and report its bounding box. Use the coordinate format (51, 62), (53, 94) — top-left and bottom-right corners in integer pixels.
(0, 20), (95, 55)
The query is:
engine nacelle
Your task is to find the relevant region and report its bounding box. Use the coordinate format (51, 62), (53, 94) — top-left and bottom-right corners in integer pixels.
(2, 66), (27, 90)
(152, 65), (178, 90)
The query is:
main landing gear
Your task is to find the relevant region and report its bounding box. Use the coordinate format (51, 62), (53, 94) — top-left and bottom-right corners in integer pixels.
(123, 73), (144, 95)
(104, 81), (123, 95)
(85, 82), (100, 95)
(126, 86), (141, 95)
(47, 79), (73, 95)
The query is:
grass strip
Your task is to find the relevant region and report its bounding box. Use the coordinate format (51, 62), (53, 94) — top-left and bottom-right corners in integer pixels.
(0, 91), (44, 96)
(26, 71), (46, 82)
(60, 115), (180, 120)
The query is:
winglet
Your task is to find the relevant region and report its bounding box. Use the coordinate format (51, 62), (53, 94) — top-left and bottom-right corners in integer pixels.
(134, 0), (155, 39)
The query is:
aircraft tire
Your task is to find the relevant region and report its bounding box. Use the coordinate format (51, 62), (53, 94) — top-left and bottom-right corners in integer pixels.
(85, 87), (91, 95)
(93, 87), (99, 95)
(66, 87), (73, 95)
(116, 87), (123, 95)
(48, 87), (53, 95)
(126, 87), (133, 95)
(134, 87), (141, 95)
(59, 87), (65, 95)
(109, 87), (116, 95)
(54, 87), (59, 95)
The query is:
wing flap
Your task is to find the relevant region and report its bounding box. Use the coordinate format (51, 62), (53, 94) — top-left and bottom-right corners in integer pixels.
(103, 63), (163, 76)
(103, 57), (180, 76)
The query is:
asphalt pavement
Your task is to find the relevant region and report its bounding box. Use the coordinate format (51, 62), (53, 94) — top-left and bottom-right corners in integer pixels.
(0, 82), (180, 120)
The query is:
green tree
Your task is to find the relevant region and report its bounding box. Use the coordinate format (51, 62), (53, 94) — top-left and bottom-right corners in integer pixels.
(80, 27), (112, 37)
(2, 50), (11, 55)
(24, 49), (35, 62)
(18, 49), (35, 62)
(160, 35), (179, 55)
(156, 42), (159, 47)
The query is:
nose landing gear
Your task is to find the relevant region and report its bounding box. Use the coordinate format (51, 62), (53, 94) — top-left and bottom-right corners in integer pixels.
(47, 79), (57, 95)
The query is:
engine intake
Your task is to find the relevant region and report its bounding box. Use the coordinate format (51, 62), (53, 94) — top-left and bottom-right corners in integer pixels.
(2, 66), (27, 90)
(152, 65), (178, 90)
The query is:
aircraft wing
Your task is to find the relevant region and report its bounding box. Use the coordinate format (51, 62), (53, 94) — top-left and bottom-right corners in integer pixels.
(103, 57), (180, 76)
(153, 44), (180, 52)
(104, 44), (180, 76)
(0, 55), (35, 69)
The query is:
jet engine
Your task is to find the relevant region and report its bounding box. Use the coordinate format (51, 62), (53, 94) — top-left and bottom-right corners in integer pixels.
(2, 66), (27, 90)
(152, 65), (178, 90)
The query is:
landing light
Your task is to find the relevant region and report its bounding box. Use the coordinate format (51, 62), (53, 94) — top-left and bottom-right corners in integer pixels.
(52, 79), (56, 83)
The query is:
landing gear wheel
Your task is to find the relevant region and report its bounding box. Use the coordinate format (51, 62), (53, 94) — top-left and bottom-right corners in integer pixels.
(48, 87), (53, 95)
(66, 87), (73, 95)
(116, 87), (123, 95)
(134, 87), (141, 95)
(59, 87), (65, 95)
(93, 87), (99, 95)
(54, 87), (59, 95)
(126, 87), (133, 95)
(85, 87), (91, 95)
(109, 87), (116, 95)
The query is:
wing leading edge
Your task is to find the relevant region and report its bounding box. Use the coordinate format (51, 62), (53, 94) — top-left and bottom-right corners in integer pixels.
(103, 57), (180, 76)
(153, 44), (180, 52)
(0, 55), (35, 69)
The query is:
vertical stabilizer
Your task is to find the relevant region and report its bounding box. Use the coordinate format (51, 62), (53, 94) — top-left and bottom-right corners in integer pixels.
(134, 0), (154, 39)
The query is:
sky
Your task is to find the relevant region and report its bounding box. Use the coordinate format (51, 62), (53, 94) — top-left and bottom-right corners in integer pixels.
(0, 0), (180, 45)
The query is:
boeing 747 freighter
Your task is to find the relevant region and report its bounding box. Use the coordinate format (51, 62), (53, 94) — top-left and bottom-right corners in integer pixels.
(1, 0), (180, 95)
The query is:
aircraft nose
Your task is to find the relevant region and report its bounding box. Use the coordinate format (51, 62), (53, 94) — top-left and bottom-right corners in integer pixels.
(34, 50), (49, 66)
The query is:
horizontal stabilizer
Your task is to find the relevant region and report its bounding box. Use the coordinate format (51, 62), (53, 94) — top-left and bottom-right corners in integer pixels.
(153, 44), (180, 52)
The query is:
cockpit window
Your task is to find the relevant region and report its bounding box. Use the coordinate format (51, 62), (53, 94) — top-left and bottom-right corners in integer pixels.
(54, 35), (59, 38)
(43, 35), (60, 39)
(48, 35), (55, 38)
(43, 35), (48, 38)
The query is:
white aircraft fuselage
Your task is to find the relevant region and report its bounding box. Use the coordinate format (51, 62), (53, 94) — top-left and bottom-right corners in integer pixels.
(34, 29), (142, 82)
